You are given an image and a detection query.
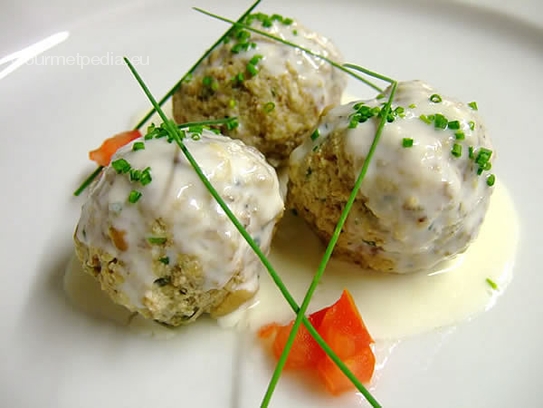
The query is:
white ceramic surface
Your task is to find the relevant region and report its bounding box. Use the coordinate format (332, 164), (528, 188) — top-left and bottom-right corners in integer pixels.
(1, 1), (542, 407)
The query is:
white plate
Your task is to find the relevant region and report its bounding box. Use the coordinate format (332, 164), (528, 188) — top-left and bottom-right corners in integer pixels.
(1, 0), (542, 407)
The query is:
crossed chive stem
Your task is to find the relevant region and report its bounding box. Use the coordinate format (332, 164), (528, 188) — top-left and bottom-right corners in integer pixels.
(73, 0), (390, 405)
(72, 0), (493, 406)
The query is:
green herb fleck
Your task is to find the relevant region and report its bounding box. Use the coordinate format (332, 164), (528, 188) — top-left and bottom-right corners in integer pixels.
(454, 130), (465, 140)
(408, 103), (416, 109)
(111, 158), (131, 174)
(232, 72), (245, 84)
(128, 190), (142, 204)
(202, 75), (218, 91)
(448, 120), (460, 130)
(132, 141), (145, 151)
(140, 167), (152, 186)
(468, 101), (478, 111)
(430, 94), (442, 103)
(159, 257), (170, 265)
(263, 102), (275, 113)
(129, 169), (142, 182)
(310, 129), (320, 141)
(434, 113), (448, 129)
(249, 54), (263, 65)
(419, 114), (432, 124)
(148, 237), (167, 245)
(402, 138), (414, 148)
(486, 174), (496, 186)
(247, 63), (259, 77)
(469, 120), (476, 131)
(486, 277), (498, 290)
(451, 143), (462, 158)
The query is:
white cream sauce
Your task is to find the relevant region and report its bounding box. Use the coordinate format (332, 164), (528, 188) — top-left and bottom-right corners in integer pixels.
(67, 182), (518, 340)
(68, 88), (518, 340)
(225, 182), (517, 340)
(76, 132), (283, 310)
(220, 18), (346, 112)
(291, 81), (495, 273)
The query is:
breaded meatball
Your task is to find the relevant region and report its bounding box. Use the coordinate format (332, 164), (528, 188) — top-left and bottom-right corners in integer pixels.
(172, 12), (346, 165)
(288, 81), (495, 273)
(74, 129), (284, 326)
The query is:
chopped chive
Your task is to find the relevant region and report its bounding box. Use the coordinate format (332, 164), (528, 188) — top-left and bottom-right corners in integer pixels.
(408, 103), (416, 109)
(475, 147), (492, 166)
(232, 72), (245, 83)
(451, 143), (462, 157)
(132, 141), (145, 151)
(247, 63), (259, 76)
(469, 120), (476, 131)
(140, 167), (152, 186)
(402, 138), (414, 148)
(419, 114), (432, 124)
(434, 113), (448, 129)
(454, 130), (465, 140)
(129, 169), (142, 182)
(263, 102), (275, 113)
(283, 17), (293, 25)
(292, 29), (298, 35)
(229, 99), (237, 108)
(231, 43), (243, 53)
(202, 75), (214, 87)
(484, 162), (492, 171)
(486, 277), (498, 290)
(468, 146), (474, 159)
(128, 190), (142, 203)
(147, 237), (167, 245)
(430, 93), (442, 103)
(310, 129), (320, 141)
(448, 120), (460, 130)
(159, 257), (170, 265)
(376, 93), (385, 100)
(249, 54), (263, 65)
(111, 158), (131, 174)
(486, 174), (496, 186)
(394, 106), (405, 115)
(468, 101), (478, 111)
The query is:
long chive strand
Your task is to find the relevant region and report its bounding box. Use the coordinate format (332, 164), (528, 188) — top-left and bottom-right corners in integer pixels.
(261, 83), (396, 408)
(193, 8), (383, 92)
(73, 165), (104, 196)
(72, 0), (262, 196)
(343, 62), (396, 84)
(123, 57), (381, 408)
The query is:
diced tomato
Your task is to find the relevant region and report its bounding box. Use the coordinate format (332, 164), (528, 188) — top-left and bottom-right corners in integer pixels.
(270, 308), (329, 370)
(257, 289), (375, 396)
(89, 129), (142, 166)
(318, 290), (373, 360)
(317, 346), (375, 395)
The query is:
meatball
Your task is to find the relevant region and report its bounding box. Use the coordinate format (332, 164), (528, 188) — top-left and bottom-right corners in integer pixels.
(288, 80), (495, 273)
(172, 12), (346, 165)
(74, 130), (284, 326)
